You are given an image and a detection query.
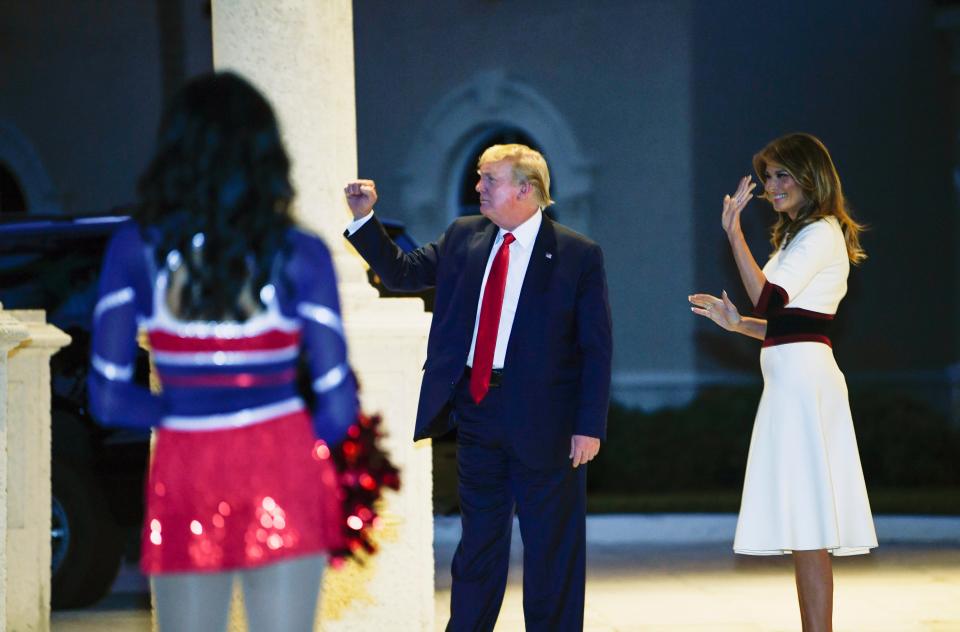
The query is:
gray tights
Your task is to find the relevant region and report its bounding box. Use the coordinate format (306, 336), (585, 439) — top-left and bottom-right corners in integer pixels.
(152, 554), (325, 632)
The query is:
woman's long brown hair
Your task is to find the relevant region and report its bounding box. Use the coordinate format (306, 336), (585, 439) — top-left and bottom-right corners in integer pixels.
(753, 133), (866, 264)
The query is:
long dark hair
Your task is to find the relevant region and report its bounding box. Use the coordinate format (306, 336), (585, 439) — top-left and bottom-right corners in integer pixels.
(753, 133), (866, 264)
(136, 72), (295, 319)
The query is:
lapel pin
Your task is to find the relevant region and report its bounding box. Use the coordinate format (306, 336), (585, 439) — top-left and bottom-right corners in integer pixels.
(545, 252), (553, 259)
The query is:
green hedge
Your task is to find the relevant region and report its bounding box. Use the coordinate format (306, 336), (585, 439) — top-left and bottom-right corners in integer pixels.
(588, 388), (960, 494)
(853, 391), (960, 487)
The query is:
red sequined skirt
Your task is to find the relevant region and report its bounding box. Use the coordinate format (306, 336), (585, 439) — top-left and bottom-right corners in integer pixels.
(140, 410), (344, 575)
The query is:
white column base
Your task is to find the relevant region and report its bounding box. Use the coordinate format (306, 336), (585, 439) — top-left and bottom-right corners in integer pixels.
(2, 309), (70, 632)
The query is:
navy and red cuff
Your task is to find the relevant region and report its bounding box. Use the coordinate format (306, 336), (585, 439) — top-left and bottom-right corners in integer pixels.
(753, 280), (789, 317)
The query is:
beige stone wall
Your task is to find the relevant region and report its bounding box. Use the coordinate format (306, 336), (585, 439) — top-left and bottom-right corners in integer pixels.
(1, 308), (70, 632)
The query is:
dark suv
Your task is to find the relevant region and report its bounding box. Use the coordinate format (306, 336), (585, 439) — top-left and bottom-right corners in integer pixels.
(0, 214), (149, 609)
(0, 212), (431, 609)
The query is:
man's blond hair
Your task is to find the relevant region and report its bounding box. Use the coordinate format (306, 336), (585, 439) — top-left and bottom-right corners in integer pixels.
(478, 144), (554, 208)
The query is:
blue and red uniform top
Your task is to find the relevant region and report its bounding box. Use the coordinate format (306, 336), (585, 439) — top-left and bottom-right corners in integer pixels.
(88, 222), (357, 444)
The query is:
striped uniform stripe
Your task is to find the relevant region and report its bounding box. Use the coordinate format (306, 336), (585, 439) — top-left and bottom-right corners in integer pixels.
(157, 367), (298, 388)
(152, 347), (299, 366)
(162, 396), (306, 431)
(313, 362), (349, 393)
(148, 329), (301, 352)
(92, 354), (134, 382)
(94, 287), (135, 322)
(297, 303), (344, 337)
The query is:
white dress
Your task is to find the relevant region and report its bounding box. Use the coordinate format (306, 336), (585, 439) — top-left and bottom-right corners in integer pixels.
(733, 217), (878, 556)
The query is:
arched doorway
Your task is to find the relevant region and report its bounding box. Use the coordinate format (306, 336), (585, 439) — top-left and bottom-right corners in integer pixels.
(400, 71), (592, 243)
(0, 121), (60, 216)
(0, 162), (28, 214)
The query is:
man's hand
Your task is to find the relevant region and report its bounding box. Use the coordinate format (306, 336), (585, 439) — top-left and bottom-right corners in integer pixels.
(570, 434), (600, 468)
(344, 179), (378, 219)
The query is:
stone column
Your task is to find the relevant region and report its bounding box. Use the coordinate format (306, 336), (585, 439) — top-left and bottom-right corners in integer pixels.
(0, 307), (30, 632)
(211, 2), (434, 630)
(2, 309), (70, 631)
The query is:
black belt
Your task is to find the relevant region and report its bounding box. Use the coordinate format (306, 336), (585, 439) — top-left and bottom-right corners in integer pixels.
(464, 366), (504, 387)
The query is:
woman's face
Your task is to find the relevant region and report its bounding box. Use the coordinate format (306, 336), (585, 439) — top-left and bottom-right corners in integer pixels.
(763, 162), (806, 219)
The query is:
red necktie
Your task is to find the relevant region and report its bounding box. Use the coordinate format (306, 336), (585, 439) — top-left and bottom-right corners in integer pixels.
(470, 232), (515, 403)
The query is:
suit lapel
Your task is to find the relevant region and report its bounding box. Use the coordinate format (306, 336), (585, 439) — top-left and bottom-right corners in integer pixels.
(462, 220), (500, 319)
(517, 216), (556, 297)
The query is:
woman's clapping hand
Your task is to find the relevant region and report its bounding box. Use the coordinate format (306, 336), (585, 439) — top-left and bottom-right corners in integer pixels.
(688, 290), (741, 332)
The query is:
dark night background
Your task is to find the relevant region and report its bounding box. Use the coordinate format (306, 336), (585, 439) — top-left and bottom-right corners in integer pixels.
(1, 1), (958, 515)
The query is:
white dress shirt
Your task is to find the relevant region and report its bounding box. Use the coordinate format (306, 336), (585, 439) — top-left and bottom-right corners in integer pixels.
(466, 210), (542, 369)
(346, 209), (543, 370)
(345, 210), (375, 235)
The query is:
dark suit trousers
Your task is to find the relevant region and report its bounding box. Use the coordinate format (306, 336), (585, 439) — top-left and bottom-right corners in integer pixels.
(447, 374), (586, 632)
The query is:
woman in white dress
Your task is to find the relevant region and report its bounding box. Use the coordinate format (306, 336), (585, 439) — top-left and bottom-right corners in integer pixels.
(689, 133), (877, 632)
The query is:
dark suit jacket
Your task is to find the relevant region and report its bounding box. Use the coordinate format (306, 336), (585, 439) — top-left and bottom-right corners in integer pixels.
(347, 213), (612, 469)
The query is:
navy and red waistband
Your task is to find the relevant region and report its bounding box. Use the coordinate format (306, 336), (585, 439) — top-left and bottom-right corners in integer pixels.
(754, 281), (835, 348)
(762, 308), (834, 348)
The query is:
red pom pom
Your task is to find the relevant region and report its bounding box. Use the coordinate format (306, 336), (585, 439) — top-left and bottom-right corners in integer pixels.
(328, 412), (401, 565)
(358, 473), (376, 491)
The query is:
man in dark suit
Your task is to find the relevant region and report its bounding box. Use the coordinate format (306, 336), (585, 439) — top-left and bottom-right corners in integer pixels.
(344, 144), (612, 631)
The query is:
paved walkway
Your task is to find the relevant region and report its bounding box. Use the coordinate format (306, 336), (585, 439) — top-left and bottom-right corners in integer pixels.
(53, 515), (960, 631)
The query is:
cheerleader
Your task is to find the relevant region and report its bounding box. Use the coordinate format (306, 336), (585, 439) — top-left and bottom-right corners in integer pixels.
(89, 72), (357, 631)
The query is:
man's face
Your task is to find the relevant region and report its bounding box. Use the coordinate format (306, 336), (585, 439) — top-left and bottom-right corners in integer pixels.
(475, 159), (536, 230)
